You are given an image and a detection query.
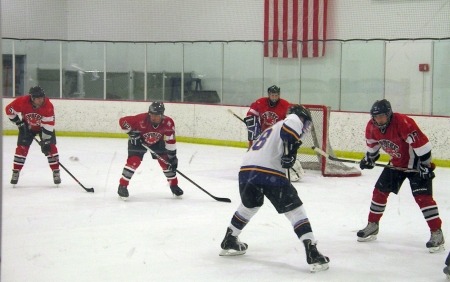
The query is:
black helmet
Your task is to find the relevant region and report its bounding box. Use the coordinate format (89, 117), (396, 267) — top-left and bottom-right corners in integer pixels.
(267, 85), (280, 94)
(370, 99), (392, 133)
(148, 101), (165, 115)
(287, 104), (312, 123)
(29, 86), (45, 98)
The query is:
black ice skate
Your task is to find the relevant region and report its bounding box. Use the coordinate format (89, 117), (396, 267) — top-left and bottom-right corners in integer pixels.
(426, 229), (445, 253)
(303, 239), (330, 272)
(53, 169), (61, 185)
(118, 185), (129, 200)
(170, 185), (184, 197)
(10, 169), (20, 185)
(444, 264), (450, 280)
(357, 222), (379, 242)
(219, 227), (248, 256)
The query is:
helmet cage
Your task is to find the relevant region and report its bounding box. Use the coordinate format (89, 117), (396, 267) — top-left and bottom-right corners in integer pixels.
(370, 99), (392, 133)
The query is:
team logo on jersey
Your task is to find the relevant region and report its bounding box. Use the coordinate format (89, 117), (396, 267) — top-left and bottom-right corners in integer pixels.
(143, 132), (163, 145)
(379, 139), (401, 158)
(261, 111), (279, 127)
(24, 113), (43, 127)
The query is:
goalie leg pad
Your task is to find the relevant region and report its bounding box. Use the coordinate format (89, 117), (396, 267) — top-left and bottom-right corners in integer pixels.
(289, 159), (304, 182)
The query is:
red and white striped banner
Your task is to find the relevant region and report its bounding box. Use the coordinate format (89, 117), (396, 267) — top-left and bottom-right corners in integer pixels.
(264, 0), (328, 58)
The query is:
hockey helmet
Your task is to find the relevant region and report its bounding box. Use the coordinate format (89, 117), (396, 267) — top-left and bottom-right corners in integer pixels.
(287, 104), (312, 132)
(267, 85), (280, 94)
(148, 101), (165, 115)
(370, 99), (392, 133)
(29, 86), (45, 98)
(267, 85), (281, 107)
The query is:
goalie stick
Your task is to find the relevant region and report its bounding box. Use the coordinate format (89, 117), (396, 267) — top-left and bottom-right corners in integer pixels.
(312, 146), (419, 173)
(141, 143), (231, 203)
(34, 137), (95, 193)
(227, 109), (245, 123)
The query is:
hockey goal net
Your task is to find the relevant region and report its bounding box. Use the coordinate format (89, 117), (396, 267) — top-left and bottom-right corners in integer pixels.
(299, 104), (361, 177)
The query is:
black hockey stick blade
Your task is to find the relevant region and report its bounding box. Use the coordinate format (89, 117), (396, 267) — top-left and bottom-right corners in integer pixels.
(312, 146), (418, 172)
(59, 162), (95, 193)
(34, 137), (95, 192)
(175, 170), (231, 203)
(142, 143), (231, 203)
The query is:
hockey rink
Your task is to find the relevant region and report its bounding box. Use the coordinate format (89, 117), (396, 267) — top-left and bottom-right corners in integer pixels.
(2, 136), (449, 281)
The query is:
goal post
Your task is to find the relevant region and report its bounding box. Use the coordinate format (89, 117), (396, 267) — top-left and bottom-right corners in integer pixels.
(299, 104), (361, 177)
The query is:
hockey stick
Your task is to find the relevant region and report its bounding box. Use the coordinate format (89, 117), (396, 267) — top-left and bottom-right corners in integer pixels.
(141, 143), (231, 203)
(34, 137), (95, 192)
(312, 146), (419, 173)
(227, 109), (245, 123)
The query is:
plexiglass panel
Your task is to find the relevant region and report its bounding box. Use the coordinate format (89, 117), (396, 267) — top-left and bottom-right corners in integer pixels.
(106, 43), (146, 101)
(63, 42), (105, 99)
(147, 43), (183, 102)
(341, 41), (385, 112)
(223, 42), (263, 106)
(300, 41), (341, 109)
(432, 41), (450, 116)
(2, 39), (450, 117)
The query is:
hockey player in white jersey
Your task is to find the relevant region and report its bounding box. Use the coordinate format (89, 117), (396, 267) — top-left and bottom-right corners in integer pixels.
(219, 104), (330, 272)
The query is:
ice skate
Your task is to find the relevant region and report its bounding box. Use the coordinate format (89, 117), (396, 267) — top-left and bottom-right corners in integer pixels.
(357, 222), (379, 242)
(170, 185), (184, 197)
(53, 169), (61, 185)
(118, 185), (129, 200)
(303, 239), (330, 272)
(444, 265), (450, 280)
(10, 169), (20, 185)
(219, 227), (248, 256)
(426, 229), (445, 253)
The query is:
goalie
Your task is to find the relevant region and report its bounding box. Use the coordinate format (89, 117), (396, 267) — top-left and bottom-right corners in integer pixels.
(244, 85), (304, 181)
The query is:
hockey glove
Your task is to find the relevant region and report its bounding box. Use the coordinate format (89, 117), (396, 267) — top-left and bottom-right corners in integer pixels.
(281, 140), (301, 169)
(418, 163), (435, 180)
(281, 154), (296, 169)
(359, 152), (380, 170)
(167, 150), (178, 172)
(41, 139), (51, 155)
(128, 131), (141, 146)
(244, 115), (261, 141)
(16, 120), (30, 137)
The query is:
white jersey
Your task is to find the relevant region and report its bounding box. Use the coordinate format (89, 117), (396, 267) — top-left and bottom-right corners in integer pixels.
(241, 113), (304, 176)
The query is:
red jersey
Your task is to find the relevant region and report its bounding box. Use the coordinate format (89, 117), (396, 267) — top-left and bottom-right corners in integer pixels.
(5, 95), (56, 133)
(364, 112), (432, 168)
(247, 97), (291, 131)
(119, 113), (176, 151)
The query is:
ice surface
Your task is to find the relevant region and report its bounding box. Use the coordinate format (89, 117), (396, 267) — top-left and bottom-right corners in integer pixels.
(2, 136), (449, 281)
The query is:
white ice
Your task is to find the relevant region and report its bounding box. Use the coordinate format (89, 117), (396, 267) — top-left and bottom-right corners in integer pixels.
(2, 136), (449, 282)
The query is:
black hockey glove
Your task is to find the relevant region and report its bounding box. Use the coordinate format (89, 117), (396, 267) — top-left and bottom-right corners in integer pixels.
(281, 154), (296, 169)
(418, 163), (435, 180)
(16, 120), (30, 137)
(128, 131), (141, 146)
(41, 139), (51, 155)
(359, 152), (380, 170)
(281, 140), (301, 169)
(167, 150), (178, 172)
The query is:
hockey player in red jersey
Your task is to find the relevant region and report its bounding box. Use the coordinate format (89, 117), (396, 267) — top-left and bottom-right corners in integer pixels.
(357, 99), (444, 252)
(244, 85), (291, 143)
(219, 104), (329, 273)
(5, 86), (61, 185)
(117, 101), (182, 199)
(244, 85), (304, 181)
